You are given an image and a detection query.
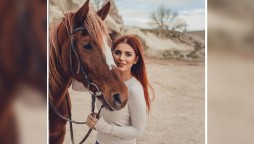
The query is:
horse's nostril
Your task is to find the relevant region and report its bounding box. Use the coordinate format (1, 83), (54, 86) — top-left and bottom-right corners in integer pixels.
(113, 93), (122, 106)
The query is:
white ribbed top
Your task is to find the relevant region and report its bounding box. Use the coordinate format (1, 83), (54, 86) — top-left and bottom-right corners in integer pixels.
(94, 77), (146, 144)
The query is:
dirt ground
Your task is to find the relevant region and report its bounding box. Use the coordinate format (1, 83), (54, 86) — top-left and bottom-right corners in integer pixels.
(64, 58), (205, 144)
(208, 51), (254, 144)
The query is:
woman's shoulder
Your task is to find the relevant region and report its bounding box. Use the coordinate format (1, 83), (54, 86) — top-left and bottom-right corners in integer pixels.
(125, 77), (142, 88)
(125, 77), (144, 96)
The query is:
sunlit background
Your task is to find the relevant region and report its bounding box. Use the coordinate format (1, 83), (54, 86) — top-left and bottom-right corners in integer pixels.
(110, 0), (205, 31)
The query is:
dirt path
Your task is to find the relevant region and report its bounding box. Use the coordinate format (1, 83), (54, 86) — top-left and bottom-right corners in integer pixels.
(64, 58), (205, 144)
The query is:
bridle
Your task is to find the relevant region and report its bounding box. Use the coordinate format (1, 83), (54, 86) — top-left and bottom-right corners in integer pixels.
(49, 21), (105, 144)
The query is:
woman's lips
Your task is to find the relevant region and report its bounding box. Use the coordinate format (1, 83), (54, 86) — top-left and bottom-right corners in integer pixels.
(116, 62), (125, 67)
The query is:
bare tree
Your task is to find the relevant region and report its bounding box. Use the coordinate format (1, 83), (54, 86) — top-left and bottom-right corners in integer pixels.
(149, 5), (187, 31)
(172, 19), (188, 32)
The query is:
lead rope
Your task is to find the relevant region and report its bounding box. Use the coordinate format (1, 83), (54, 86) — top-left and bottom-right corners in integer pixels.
(66, 95), (75, 144)
(66, 93), (104, 144)
(49, 98), (87, 124)
(79, 93), (104, 144)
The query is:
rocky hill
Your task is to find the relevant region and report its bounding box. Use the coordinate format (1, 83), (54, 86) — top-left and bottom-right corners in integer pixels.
(49, 0), (205, 60)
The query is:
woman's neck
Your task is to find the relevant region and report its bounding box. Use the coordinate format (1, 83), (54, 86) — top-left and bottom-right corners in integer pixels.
(120, 71), (133, 81)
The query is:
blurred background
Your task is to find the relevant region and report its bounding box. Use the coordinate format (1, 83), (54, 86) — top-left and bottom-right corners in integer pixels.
(208, 0), (254, 144)
(50, 0), (205, 144)
(0, 0), (47, 143)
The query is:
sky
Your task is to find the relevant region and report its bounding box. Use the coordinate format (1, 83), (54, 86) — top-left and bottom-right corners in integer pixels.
(115, 0), (205, 31)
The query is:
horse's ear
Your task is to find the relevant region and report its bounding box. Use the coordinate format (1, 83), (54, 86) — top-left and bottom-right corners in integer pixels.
(97, 1), (111, 20)
(73, 0), (90, 27)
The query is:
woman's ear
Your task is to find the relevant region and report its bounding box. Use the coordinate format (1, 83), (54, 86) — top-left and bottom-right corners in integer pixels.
(134, 56), (139, 64)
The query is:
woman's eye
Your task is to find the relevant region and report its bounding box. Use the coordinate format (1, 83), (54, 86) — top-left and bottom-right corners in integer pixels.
(114, 51), (121, 55)
(83, 43), (93, 50)
(126, 53), (132, 57)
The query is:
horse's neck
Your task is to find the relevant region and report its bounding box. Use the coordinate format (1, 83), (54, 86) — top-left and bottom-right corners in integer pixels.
(51, 76), (71, 105)
(50, 57), (72, 104)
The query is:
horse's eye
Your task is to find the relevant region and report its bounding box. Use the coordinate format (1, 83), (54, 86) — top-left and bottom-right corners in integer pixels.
(83, 43), (93, 50)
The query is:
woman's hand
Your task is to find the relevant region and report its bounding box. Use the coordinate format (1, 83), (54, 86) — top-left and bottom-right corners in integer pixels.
(86, 113), (99, 129)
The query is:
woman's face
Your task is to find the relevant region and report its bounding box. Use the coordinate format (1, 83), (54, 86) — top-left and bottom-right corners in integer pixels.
(113, 43), (138, 74)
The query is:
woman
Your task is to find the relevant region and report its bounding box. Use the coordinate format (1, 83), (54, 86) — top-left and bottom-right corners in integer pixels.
(86, 35), (154, 144)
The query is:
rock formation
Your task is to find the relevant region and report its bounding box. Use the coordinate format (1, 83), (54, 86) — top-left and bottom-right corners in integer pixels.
(49, 0), (205, 60)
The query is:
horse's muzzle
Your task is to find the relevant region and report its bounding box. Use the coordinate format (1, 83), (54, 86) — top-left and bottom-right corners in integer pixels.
(113, 93), (122, 107)
(97, 96), (114, 111)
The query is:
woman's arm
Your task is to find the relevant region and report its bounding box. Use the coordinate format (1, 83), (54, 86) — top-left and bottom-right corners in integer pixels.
(93, 85), (146, 139)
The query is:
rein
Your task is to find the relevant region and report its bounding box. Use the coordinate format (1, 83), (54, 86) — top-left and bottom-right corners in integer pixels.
(49, 22), (104, 144)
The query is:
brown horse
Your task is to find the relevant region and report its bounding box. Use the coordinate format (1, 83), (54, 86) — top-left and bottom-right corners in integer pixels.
(0, 0), (47, 143)
(49, 0), (128, 143)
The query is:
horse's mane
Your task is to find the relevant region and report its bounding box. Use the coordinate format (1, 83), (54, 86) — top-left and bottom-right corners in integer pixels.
(63, 10), (109, 50)
(49, 23), (63, 100)
(49, 10), (109, 99)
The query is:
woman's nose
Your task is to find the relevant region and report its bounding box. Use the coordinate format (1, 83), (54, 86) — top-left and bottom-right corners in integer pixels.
(119, 54), (125, 60)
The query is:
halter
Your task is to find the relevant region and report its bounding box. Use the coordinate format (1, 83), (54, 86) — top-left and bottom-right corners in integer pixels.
(49, 22), (104, 144)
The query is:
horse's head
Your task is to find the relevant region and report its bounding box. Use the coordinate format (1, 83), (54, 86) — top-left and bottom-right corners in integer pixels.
(56, 0), (128, 111)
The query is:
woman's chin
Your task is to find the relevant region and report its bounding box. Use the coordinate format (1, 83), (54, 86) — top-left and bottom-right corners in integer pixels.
(117, 67), (126, 72)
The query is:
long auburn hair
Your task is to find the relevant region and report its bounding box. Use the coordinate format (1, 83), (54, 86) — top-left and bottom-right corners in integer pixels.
(112, 35), (155, 112)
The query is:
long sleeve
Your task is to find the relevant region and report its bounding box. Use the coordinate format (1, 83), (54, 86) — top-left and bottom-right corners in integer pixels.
(94, 83), (146, 139)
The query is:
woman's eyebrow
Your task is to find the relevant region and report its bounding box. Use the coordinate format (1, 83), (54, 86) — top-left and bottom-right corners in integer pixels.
(125, 51), (133, 54)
